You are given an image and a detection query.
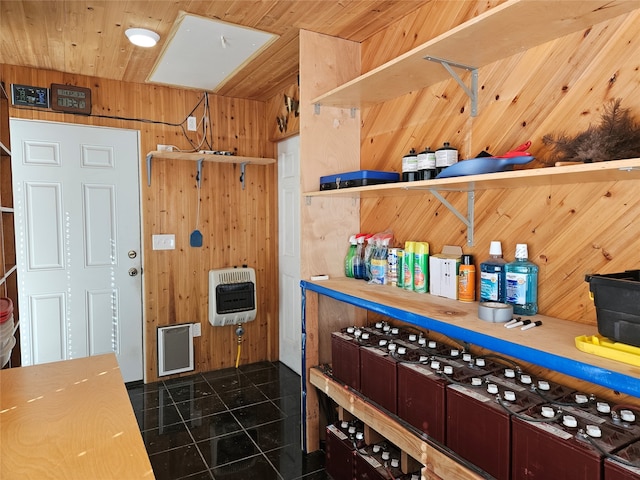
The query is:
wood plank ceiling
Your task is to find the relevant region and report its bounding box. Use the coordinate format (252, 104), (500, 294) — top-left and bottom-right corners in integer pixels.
(0, 0), (431, 101)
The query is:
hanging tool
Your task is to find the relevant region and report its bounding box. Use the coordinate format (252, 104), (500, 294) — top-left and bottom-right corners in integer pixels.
(189, 158), (204, 247)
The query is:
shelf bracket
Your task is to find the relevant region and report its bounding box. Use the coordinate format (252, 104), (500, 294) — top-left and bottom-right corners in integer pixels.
(314, 103), (321, 115)
(239, 162), (248, 190)
(146, 153), (153, 187)
(428, 189), (475, 246)
(424, 56), (478, 117)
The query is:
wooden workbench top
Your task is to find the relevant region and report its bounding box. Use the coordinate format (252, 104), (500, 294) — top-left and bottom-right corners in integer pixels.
(0, 354), (154, 479)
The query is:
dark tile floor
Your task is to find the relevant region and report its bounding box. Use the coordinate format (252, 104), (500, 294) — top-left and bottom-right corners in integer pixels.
(127, 361), (330, 480)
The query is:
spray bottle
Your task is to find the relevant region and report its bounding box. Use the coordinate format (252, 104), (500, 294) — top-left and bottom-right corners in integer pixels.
(344, 235), (357, 278)
(353, 234), (367, 279)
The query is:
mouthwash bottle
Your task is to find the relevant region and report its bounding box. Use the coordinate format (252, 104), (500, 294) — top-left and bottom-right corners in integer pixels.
(480, 241), (507, 303)
(344, 235), (357, 278)
(505, 243), (538, 315)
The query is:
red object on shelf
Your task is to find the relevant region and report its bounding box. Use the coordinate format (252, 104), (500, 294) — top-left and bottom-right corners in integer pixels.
(0, 297), (13, 323)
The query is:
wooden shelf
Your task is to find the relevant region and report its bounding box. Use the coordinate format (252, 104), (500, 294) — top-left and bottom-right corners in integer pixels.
(145, 150), (275, 187)
(304, 158), (640, 198)
(312, 0), (640, 109)
(309, 367), (487, 480)
(301, 278), (640, 398)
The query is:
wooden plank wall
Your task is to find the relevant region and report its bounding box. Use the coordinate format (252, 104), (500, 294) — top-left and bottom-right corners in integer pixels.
(1, 64), (278, 382)
(357, 4), (640, 326)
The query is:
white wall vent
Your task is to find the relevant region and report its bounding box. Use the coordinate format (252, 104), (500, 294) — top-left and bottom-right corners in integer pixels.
(157, 324), (194, 376)
(209, 267), (257, 326)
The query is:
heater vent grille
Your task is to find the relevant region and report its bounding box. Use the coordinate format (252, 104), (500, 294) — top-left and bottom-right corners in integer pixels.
(209, 267), (257, 326)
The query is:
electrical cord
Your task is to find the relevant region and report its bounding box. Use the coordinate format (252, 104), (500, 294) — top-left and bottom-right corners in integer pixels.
(532, 387), (588, 407)
(477, 353), (522, 370)
(437, 370), (485, 389)
(496, 397), (564, 423)
(579, 431), (640, 469)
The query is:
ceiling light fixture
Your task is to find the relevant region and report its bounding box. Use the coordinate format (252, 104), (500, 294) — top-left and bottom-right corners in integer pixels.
(125, 28), (160, 48)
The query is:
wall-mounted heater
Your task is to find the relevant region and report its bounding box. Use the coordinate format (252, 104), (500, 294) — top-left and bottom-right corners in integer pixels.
(157, 324), (195, 376)
(209, 267), (257, 326)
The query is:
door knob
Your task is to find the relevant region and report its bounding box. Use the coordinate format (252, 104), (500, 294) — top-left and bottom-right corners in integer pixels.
(128, 268), (138, 276)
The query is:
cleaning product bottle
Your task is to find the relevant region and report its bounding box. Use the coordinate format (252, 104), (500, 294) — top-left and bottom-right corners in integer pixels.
(458, 254), (475, 302)
(403, 241), (415, 290)
(363, 234), (376, 281)
(402, 148), (418, 182)
(353, 234), (366, 279)
(369, 237), (388, 284)
(417, 146), (436, 180)
(413, 242), (429, 293)
(480, 241), (507, 303)
(505, 243), (538, 315)
(344, 235), (357, 278)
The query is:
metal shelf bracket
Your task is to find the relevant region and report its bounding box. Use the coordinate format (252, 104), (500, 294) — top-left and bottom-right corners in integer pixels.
(424, 56), (478, 117)
(428, 189), (475, 246)
(240, 162), (248, 190)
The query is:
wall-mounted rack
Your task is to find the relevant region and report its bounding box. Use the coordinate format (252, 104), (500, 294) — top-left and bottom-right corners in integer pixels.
(145, 151), (275, 188)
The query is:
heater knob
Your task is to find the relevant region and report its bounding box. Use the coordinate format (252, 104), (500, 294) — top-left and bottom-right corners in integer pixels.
(541, 406), (556, 418)
(443, 365), (454, 375)
(563, 415), (578, 428)
(538, 380), (550, 391)
(504, 391), (516, 402)
(621, 410), (636, 422)
(487, 384), (499, 394)
(409, 334), (417, 342)
(596, 402), (611, 414)
(476, 358), (486, 367)
(428, 340), (436, 348)
(504, 368), (516, 378)
(586, 425), (602, 438)
(471, 377), (483, 386)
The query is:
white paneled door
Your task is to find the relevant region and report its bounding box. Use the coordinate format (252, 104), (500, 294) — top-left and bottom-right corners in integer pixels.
(10, 119), (143, 382)
(278, 135), (301, 375)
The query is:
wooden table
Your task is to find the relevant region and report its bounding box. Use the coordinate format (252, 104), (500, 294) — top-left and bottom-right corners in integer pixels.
(0, 354), (154, 479)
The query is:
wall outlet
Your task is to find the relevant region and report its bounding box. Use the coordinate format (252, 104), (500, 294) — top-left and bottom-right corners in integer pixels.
(152, 234), (175, 250)
(187, 116), (197, 131)
(192, 322), (201, 337)
(157, 144), (173, 152)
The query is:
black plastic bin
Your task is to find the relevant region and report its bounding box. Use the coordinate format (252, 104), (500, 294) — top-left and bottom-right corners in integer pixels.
(585, 270), (640, 347)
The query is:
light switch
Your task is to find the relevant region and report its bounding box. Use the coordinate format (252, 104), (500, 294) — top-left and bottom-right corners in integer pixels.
(152, 234), (175, 250)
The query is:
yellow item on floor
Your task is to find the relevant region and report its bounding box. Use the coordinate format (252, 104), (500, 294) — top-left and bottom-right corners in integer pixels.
(575, 334), (640, 366)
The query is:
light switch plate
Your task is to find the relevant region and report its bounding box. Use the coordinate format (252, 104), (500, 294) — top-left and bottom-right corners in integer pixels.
(152, 234), (175, 250)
